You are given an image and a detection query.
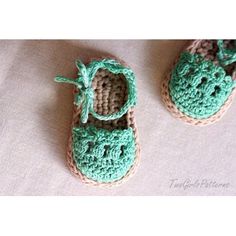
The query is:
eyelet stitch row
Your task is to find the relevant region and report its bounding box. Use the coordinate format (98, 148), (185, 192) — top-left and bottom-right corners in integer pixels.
(169, 51), (236, 119)
(72, 125), (136, 182)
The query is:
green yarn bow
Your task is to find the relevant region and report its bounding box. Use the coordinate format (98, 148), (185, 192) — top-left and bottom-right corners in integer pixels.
(55, 60), (94, 123)
(55, 58), (137, 124)
(217, 40), (236, 66)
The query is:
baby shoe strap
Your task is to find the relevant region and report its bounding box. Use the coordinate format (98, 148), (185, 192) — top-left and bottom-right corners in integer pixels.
(55, 59), (137, 123)
(217, 40), (236, 66)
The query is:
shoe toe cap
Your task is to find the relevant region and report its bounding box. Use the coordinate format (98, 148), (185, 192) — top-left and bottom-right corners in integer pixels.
(169, 52), (236, 119)
(72, 125), (136, 183)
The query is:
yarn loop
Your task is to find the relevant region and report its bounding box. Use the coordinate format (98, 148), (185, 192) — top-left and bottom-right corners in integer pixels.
(55, 59), (136, 123)
(54, 58), (138, 184)
(217, 40), (236, 66)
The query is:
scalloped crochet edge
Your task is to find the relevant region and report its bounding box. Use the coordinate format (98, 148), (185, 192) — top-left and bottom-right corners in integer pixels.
(161, 40), (236, 126)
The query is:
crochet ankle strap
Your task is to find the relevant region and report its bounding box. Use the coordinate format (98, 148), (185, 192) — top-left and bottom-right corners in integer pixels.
(217, 40), (236, 66)
(55, 58), (137, 123)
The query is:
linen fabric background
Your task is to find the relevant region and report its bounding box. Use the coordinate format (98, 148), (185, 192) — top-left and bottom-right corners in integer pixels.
(0, 40), (235, 195)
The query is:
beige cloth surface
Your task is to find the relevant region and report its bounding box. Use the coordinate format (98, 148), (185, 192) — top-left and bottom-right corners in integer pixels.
(0, 40), (235, 195)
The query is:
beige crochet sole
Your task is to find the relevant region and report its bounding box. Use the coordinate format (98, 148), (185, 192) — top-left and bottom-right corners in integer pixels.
(161, 40), (236, 126)
(66, 60), (140, 187)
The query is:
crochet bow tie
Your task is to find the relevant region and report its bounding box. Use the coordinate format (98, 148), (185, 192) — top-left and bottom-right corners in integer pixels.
(217, 40), (236, 66)
(55, 60), (94, 123)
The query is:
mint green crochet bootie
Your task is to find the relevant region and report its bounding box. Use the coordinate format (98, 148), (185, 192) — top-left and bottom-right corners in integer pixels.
(55, 58), (139, 186)
(162, 40), (236, 125)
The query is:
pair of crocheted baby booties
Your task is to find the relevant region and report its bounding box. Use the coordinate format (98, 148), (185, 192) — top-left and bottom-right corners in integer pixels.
(55, 40), (236, 187)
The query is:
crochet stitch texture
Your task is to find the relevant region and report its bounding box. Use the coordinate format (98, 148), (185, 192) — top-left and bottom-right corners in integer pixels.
(72, 126), (135, 182)
(168, 40), (236, 119)
(217, 40), (236, 66)
(169, 52), (236, 119)
(55, 58), (139, 185)
(55, 59), (136, 123)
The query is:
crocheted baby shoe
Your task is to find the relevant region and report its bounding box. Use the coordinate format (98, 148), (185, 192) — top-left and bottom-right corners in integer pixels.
(55, 58), (140, 186)
(161, 40), (236, 126)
